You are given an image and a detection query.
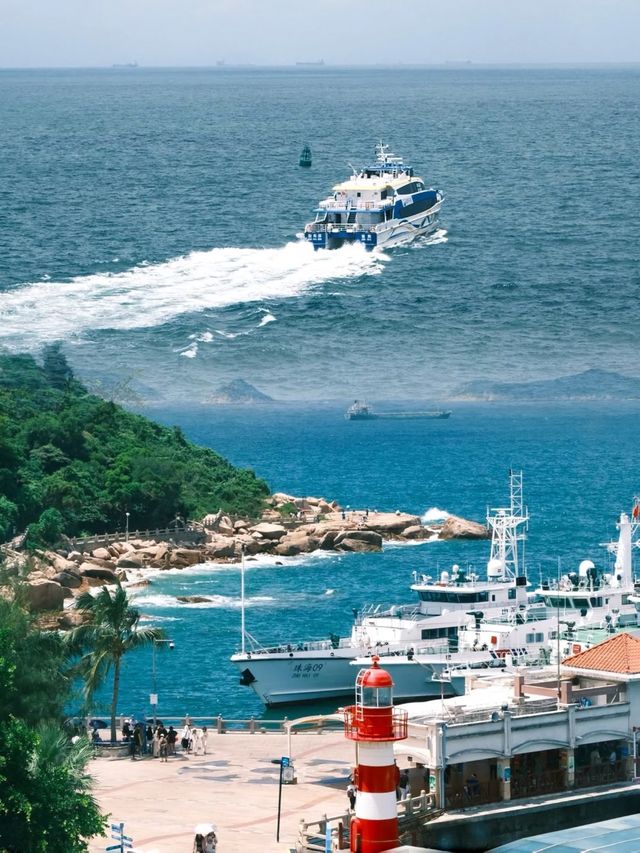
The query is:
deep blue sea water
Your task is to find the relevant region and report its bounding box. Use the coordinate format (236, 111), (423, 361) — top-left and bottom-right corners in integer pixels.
(0, 67), (639, 720)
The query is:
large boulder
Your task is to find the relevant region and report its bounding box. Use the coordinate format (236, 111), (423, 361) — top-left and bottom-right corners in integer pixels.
(234, 535), (264, 556)
(207, 537), (237, 559)
(275, 531), (315, 557)
(318, 530), (338, 550)
(335, 530), (383, 552)
(401, 525), (433, 540)
(115, 555), (144, 569)
(52, 554), (80, 573)
(250, 523), (287, 541)
(365, 512), (422, 535)
(53, 571), (82, 589)
(217, 516), (234, 536)
(171, 548), (203, 566)
(24, 579), (66, 612)
(439, 515), (489, 540)
(92, 547), (112, 561)
(79, 564), (118, 582)
(84, 556), (117, 570)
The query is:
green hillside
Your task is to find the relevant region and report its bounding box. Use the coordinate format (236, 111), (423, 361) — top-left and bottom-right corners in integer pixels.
(0, 347), (269, 542)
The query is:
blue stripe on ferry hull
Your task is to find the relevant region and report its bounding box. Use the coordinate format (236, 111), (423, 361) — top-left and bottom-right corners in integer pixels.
(305, 231), (378, 251)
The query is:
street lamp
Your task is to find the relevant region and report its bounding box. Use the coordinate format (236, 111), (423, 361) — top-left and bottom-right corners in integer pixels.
(151, 639), (175, 726)
(125, 512), (130, 542)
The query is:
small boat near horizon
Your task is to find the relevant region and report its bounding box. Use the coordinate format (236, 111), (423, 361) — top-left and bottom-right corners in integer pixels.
(304, 142), (443, 251)
(345, 400), (451, 420)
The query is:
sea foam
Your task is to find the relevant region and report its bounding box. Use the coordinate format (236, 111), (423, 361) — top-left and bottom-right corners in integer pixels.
(0, 240), (385, 350)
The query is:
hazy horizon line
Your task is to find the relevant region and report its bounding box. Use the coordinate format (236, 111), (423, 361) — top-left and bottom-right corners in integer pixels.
(2, 61), (640, 72)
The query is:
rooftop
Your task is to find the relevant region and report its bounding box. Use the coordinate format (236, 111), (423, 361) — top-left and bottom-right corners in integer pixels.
(563, 631), (640, 674)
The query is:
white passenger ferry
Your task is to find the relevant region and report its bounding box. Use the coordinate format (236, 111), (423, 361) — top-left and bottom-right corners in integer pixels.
(304, 143), (443, 251)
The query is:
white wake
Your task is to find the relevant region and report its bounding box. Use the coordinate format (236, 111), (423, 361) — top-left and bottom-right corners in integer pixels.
(0, 241), (385, 350)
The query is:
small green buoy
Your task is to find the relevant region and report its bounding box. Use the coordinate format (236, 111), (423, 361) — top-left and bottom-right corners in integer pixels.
(299, 144), (312, 168)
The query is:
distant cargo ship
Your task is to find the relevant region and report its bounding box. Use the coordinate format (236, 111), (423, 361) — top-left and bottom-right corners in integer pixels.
(296, 60), (325, 66)
(345, 400), (452, 420)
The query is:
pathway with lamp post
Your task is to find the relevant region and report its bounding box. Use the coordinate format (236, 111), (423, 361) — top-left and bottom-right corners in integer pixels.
(87, 729), (354, 853)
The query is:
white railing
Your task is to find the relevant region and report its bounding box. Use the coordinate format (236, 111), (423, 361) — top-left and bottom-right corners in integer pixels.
(296, 791), (437, 852)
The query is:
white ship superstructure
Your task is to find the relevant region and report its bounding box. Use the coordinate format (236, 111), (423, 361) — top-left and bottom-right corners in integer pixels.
(368, 503), (640, 702)
(230, 473), (530, 706)
(304, 143), (443, 251)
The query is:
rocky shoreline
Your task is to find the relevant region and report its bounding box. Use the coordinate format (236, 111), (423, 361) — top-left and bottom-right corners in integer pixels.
(2, 493), (488, 628)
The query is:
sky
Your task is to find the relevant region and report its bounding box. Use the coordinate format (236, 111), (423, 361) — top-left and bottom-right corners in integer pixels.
(1, 0), (640, 68)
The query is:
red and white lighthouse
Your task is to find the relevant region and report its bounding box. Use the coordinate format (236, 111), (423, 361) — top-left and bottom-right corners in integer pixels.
(344, 655), (408, 853)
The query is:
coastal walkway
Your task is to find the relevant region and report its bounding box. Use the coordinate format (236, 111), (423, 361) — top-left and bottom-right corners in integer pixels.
(87, 729), (354, 853)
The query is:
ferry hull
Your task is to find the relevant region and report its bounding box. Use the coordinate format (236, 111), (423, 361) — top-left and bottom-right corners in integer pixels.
(231, 652), (357, 706)
(230, 648), (466, 706)
(305, 207), (440, 252)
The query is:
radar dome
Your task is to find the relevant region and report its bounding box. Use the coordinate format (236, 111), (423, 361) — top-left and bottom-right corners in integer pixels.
(487, 558), (505, 579)
(578, 559), (595, 576)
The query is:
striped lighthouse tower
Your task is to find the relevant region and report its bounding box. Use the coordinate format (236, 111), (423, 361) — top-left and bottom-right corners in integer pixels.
(344, 655), (408, 853)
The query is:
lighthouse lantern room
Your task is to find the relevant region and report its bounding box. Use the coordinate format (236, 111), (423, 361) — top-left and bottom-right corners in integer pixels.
(344, 655), (408, 853)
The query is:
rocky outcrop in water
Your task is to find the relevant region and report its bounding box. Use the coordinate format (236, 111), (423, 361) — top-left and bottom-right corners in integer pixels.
(3, 492), (488, 627)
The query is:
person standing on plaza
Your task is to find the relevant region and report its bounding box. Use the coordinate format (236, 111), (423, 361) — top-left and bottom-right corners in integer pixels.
(167, 725), (177, 755)
(201, 726), (209, 755)
(152, 728), (161, 758)
(159, 733), (168, 762)
(346, 782), (357, 810)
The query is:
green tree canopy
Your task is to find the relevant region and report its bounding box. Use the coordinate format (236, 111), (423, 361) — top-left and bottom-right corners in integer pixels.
(0, 350), (270, 541)
(0, 598), (105, 852)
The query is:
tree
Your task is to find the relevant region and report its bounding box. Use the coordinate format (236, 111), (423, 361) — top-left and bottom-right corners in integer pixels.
(0, 721), (105, 852)
(41, 343), (74, 390)
(24, 508), (65, 550)
(0, 599), (105, 851)
(67, 585), (164, 742)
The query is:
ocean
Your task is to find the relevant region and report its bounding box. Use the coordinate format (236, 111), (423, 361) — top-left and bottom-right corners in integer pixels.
(1, 66), (639, 719)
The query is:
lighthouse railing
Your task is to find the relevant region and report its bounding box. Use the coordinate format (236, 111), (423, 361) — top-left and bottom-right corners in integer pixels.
(343, 705), (408, 741)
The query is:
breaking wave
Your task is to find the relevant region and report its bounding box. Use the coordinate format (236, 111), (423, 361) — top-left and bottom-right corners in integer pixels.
(422, 507), (450, 523)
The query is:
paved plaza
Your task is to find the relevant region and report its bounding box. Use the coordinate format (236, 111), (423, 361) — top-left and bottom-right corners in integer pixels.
(88, 730), (353, 853)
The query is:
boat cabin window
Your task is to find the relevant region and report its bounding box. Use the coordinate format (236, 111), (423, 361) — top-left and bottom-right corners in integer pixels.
(347, 212), (356, 224)
(421, 626), (457, 640)
(418, 590), (489, 604)
(508, 589), (516, 599)
(397, 181), (421, 195)
(526, 632), (545, 643)
(315, 212), (327, 223)
(357, 211), (382, 226)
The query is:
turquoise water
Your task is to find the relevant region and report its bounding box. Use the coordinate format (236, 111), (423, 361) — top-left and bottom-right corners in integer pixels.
(0, 67), (639, 718)
(106, 401), (640, 720)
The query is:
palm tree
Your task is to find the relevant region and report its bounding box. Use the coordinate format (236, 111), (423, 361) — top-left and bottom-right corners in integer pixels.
(67, 584), (164, 743)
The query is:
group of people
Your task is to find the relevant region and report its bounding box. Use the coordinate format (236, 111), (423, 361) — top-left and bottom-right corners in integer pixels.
(121, 720), (209, 760)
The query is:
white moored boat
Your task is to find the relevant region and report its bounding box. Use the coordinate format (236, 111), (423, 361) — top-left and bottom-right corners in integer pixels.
(230, 472), (530, 706)
(304, 142), (443, 251)
(363, 505), (640, 701)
